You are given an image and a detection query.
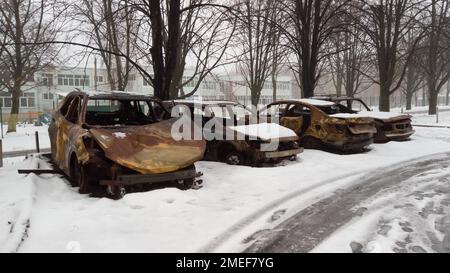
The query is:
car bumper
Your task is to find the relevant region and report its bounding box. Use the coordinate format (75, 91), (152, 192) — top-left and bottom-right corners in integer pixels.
(385, 130), (415, 141)
(326, 136), (374, 151)
(99, 165), (202, 187)
(262, 148), (304, 159)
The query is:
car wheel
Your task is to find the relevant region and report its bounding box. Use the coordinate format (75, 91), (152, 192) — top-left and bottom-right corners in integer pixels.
(70, 157), (90, 194)
(225, 151), (243, 165)
(178, 178), (195, 190)
(106, 185), (126, 200)
(78, 164), (90, 194)
(301, 136), (322, 150)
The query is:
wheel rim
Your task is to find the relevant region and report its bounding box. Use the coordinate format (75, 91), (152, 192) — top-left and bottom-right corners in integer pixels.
(227, 154), (240, 165)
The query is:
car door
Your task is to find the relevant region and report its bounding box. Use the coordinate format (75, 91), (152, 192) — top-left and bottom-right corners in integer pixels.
(53, 96), (81, 172)
(49, 96), (74, 166)
(280, 104), (304, 135)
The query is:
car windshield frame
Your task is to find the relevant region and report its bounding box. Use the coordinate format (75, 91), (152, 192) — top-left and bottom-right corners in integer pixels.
(83, 97), (169, 127)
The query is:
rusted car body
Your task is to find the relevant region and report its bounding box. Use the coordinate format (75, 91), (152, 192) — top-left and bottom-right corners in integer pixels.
(48, 90), (206, 198)
(163, 100), (303, 166)
(312, 96), (415, 143)
(260, 99), (377, 152)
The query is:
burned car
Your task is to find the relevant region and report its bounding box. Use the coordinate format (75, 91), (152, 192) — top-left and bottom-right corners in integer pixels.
(48, 90), (206, 199)
(311, 96), (415, 143)
(163, 100), (303, 166)
(259, 99), (377, 152)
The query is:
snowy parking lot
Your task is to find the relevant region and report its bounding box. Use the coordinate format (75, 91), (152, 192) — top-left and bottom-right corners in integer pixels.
(0, 111), (450, 253)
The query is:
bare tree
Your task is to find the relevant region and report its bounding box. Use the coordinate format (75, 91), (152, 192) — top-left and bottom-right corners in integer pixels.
(422, 0), (450, 114)
(74, 0), (138, 91)
(354, 0), (426, 111)
(283, 0), (351, 98)
(401, 31), (424, 110)
(0, 0), (67, 132)
(328, 13), (374, 99)
(236, 0), (283, 106)
(129, 0), (237, 100)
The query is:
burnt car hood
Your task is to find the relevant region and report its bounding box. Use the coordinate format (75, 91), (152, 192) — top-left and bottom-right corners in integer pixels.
(329, 113), (377, 134)
(89, 118), (206, 174)
(356, 111), (412, 123)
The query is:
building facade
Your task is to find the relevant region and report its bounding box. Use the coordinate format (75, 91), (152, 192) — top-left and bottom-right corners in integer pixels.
(0, 66), (297, 121)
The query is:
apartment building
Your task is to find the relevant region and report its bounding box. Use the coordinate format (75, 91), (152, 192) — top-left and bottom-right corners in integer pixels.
(0, 66), (297, 121)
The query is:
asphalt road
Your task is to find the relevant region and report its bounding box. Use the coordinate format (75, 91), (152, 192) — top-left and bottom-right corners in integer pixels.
(244, 153), (450, 253)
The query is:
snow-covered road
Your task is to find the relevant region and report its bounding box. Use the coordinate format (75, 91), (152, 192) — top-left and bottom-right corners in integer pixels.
(244, 153), (450, 253)
(1, 111), (450, 253)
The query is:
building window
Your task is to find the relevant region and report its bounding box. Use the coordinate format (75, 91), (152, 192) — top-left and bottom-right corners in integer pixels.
(183, 76), (198, 88)
(18, 93), (35, 108)
(43, 92), (54, 100)
(57, 74), (90, 87)
(4, 98), (12, 107)
(21, 98), (28, 107)
(202, 81), (216, 90)
(41, 73), (53, 86)
(128, 74), (136, 81)
(96, 76), (104, 83)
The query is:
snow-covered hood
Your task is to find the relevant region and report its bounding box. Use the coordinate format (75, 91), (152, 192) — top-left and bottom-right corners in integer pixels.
(330, 113), (372, 120)
(229, 123), (299, 142)
(357, 111), (412, 122)
(331, 112), (411, 123)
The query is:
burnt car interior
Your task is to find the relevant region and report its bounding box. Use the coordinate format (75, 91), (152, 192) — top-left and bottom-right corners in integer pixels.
(285, 104), (311, 135)
(85, 99), (166, 126)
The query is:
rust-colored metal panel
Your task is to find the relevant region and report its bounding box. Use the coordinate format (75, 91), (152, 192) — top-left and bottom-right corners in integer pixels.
(89, 118), (206, 174)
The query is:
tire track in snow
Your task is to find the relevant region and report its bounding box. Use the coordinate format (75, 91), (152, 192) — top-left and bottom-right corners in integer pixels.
(1, 157), (39, 252)
(199, 152), (450, 253)
(244, 153), (450, 253)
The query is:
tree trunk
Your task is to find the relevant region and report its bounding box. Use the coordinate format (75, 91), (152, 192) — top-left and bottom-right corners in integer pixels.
(428, 89), (438, 115)
(406, 92), (413, 110)
(446, 87), (449, 106)
(148, 0), (166, 100)
(7, 89), (20, 133)
(446, 82), (450, 106)
(422, 90), (426, 106)
(379, 83), (390, 111)
(272, 73), (277, 102)
(251, 86), (262, 106)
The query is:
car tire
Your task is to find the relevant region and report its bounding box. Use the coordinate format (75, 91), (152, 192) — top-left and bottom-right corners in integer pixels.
(224, 151), (243, 165)
(301, 136), (323, 150)
(178, 178), (195, 190)
(70, 157), (90, 194)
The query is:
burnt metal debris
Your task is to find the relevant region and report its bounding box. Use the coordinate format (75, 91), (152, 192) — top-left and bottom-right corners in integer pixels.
(260, 99), (377, 152)
(163, 100), (303, 166)
(46, 90), (206, 199)
(311, 96), (415, 143)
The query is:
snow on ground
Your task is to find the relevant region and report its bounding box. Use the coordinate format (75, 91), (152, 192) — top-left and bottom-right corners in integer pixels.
(1, 123), (50, 153)
(0, 110), (449, 253)
(312, 165), (450, 253)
